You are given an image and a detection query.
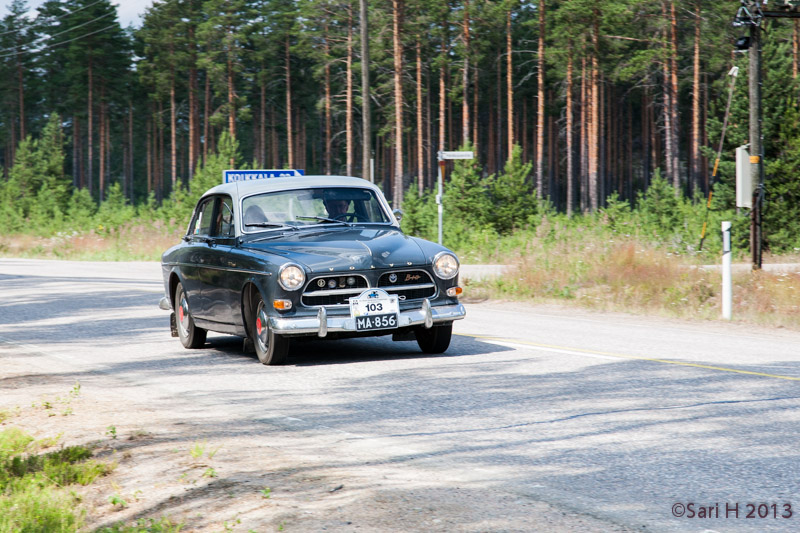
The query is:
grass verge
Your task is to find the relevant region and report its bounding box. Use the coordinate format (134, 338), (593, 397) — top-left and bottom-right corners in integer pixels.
(0, 221), (182, 262)
(0, 388), (183, 533)
(465, 223), (800, 329)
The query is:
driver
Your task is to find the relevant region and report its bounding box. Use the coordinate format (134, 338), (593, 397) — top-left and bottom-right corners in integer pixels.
(324, 198), (350, 219)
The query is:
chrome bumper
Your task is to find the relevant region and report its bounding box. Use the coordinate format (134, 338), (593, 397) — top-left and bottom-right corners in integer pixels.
(159, 296), (172, 311)
(269, 300), (466, 337)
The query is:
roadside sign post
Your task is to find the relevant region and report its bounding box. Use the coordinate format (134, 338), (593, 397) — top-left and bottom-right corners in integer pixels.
(722, 221), (732, 320)
(437, 151), (474, 245)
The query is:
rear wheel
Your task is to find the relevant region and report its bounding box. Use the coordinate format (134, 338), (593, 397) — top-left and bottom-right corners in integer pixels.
(175, 282), (207, 349)
(252, 295), (290, 365)
(415, 323), (452, 354)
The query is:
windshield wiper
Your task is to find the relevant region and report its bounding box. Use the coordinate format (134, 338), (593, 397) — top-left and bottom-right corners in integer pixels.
(245, 222), (298, 230)
(295, 215), (353, 227)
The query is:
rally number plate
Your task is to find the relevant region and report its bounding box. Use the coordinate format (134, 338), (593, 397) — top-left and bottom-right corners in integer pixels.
(350, 289), (399, 332)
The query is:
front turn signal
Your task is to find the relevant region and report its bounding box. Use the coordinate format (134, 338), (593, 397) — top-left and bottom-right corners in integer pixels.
(273, 299), (293, 310)
(446, 287), (463, 297)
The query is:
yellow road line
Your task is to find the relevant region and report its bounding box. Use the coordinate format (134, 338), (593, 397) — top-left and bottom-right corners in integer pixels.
(457, 333), (800, 382)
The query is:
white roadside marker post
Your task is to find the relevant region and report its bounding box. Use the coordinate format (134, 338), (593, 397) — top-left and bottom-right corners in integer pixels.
(722, 221), (732, 320)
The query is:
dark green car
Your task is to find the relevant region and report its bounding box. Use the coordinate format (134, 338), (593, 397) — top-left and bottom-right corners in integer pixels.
(159, 175), (466, 365)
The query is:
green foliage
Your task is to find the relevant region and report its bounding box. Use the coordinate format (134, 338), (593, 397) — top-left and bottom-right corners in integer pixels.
(95, 184), (136, 232)
(0, 427), (114, 533)
(487, 145), (535, 234)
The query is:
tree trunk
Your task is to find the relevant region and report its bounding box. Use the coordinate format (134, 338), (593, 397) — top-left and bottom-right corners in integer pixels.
(472, 66), (479, 156)
(170, 59), (177, 190)
(203, 67), (210, 164)
(227, 54), (235, 140)
(324, 25), (332, 175)
(691, 1), (701, 194)
(462, 0), (470, 146)
(392, 0), (404, 207)
(566, 46), (574, 216)
(129, 103), (134, 199)
(416, 39), (424, 195)
(589, 19), (599, 211)
(260, 61), (266, 167)
(580, 54), (587, 212)
(506, 9), (513, 158)
(346, 4), (354, 176)
(146, 115), (152, 195)
(360, 0), (372, 181)
(535, 0), (545, 197)
(16, 52), (25, 141)
(74, 116), (82, 189)
(88, 56), (94, 196)
(99, 85), (106, 201)
(286, 37), (294, 168)
(669, 0), (680, 193)
(189, 26), (198, 181)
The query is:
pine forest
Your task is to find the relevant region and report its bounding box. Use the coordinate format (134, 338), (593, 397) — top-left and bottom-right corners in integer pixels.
(3, 0), (800, 258)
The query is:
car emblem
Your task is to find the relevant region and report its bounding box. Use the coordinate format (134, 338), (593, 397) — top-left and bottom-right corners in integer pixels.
(317, 279), (326, 288)
(398, 295), (406, 300)
(388, 273), (398, 283)
(405, 274), (421, 282)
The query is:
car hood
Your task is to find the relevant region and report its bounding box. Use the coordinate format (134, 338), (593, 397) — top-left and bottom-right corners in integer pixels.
(241, 227), (428, 272)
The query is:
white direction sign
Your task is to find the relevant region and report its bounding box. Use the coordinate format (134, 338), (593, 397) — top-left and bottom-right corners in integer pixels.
(223, 169), (305, 183)
(440, 151), (474, 160)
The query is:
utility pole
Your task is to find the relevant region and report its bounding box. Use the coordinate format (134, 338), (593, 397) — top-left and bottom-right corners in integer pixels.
(733, 0), (800, 269)
(749, 14), (763, 270)
(360, 0), (372, 182)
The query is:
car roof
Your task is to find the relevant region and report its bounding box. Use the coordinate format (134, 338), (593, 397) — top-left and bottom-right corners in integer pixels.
(201, 175), (379, 202)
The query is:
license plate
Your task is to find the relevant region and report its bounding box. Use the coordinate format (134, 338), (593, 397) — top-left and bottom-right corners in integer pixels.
(350, 289), (399, 331)
(354, 313), (398, 331)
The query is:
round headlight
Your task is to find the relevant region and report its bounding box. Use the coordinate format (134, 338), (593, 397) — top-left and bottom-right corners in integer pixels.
(278, 264), (305, 291)
(433, 252), (459, 280)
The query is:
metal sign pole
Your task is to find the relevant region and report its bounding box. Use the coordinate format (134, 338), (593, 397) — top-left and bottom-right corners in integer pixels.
(436, 150), (474, 245)
(437, 151), (444, 245)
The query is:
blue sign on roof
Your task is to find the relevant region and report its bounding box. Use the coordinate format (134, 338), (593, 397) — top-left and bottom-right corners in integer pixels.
(223, 169), (305, 183)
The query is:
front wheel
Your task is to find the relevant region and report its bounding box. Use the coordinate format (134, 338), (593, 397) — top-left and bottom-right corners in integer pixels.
(415, 323), (452, 354)
(175, 282), (207, 349)
(252, 296), (290, 365)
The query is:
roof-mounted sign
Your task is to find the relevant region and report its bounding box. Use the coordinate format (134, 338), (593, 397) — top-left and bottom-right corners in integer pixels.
(223, 169), (305, 183)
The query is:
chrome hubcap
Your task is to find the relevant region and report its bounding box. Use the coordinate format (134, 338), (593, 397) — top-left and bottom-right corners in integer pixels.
(178, 294), (190, 336)
(256, 303), (269, 352)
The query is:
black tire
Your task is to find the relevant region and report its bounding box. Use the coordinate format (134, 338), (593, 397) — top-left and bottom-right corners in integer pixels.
(175, 282), (207, 349)
(415, 323), (453, 354)
(252, 295), (290, 365)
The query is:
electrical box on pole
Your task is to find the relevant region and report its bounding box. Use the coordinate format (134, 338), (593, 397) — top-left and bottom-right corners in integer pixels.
(736, 145), (753, 208)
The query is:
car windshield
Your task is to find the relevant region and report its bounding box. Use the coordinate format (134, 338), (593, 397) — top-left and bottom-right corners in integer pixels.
(241, 187), (390, 232)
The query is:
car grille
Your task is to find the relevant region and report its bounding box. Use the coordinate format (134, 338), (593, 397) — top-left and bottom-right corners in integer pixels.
(301, 274), (369, 307)
(377, 270), (436, 301)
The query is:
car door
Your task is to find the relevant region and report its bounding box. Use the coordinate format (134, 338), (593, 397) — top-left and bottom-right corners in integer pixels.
(182, 196), (216, 319)
(204, 195), (240, 327)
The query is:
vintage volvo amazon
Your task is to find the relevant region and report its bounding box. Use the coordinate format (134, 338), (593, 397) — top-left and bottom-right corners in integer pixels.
(159, 175), (466, 365)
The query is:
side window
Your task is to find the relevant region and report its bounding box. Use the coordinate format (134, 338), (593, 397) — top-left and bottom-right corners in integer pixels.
(191, 198), (215, 236)
(214, 197), (235, 237)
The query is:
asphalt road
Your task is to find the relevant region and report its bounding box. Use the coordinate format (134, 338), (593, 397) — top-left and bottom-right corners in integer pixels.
(3, 258), (800, 532)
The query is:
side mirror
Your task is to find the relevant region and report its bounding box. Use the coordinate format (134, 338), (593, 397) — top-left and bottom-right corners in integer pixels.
(393, 209), (404, 223)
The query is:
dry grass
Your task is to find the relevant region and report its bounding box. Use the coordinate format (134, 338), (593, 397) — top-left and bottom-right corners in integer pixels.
(0, 221), (183, 261)
(475, 232), (800, 329)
